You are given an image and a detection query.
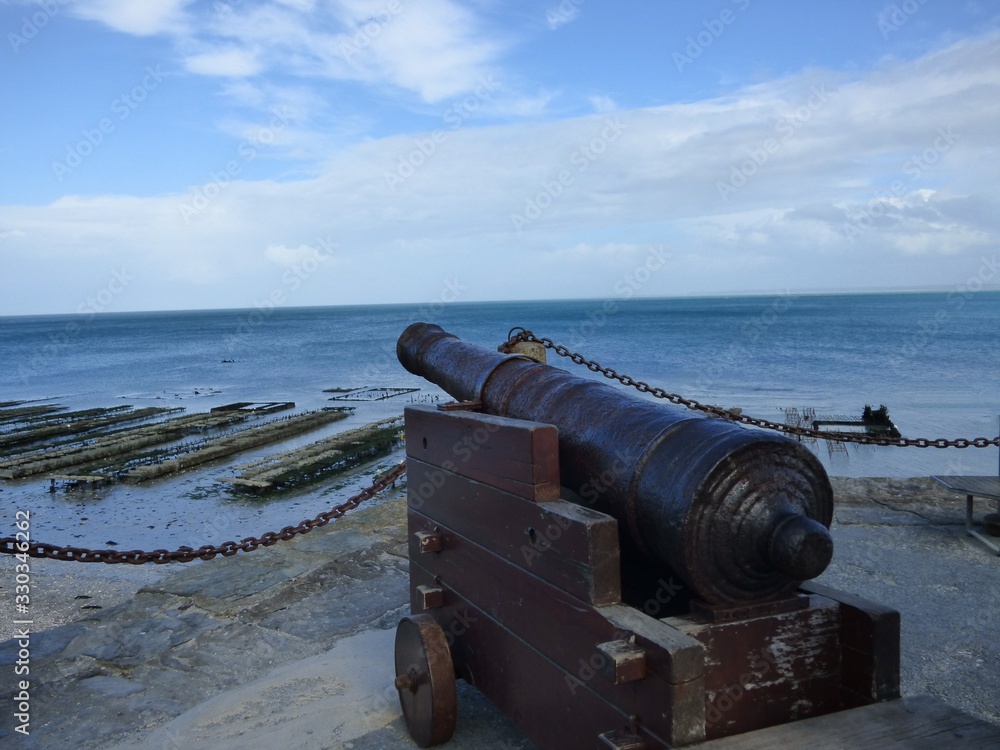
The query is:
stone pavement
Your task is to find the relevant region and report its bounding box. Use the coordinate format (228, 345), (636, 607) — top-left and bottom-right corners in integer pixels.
(1, 477), (998, 749)
(0, 488), (528, 749)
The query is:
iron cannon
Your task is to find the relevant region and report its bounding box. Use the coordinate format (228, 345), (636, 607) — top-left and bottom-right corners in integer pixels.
(393, 323), (900, 749)
(397, 322), (833, 606)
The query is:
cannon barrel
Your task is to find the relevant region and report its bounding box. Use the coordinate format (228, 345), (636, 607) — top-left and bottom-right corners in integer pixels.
(397, 322), (834, 605)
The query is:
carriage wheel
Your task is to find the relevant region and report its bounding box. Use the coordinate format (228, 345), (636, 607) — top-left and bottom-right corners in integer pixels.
(394, 614), (457, 747)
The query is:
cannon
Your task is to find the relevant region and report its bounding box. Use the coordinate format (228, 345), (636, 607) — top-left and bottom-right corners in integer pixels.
(397, 322), (833, 605)
(392, 324), (900, 748)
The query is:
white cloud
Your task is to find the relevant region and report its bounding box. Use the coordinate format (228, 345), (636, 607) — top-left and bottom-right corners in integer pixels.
(3, 30), (1000, 313)
(184, 47), (264, 77)
(75, 0), (511, 105)
(56, 0), (537, 179)
(72, 0), (193, 36)
(265, 243), (320, 266)
(589, 95), (618, 114)
(483, 88), (556, 119)
(546, 2), (581, 31)
(335, 0), (507, 102)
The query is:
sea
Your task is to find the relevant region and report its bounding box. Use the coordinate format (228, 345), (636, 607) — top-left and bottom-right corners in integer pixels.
(1, 291), (998, 551)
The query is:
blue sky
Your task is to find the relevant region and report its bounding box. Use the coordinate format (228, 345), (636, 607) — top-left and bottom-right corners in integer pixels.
(1, 0), (999, 314)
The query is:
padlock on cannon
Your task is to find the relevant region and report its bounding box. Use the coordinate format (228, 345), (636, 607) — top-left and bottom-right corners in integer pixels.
(392, 323), (900, 748)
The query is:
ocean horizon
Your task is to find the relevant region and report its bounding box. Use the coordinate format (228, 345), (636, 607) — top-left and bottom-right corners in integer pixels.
(1, 290), (999, 551)
(4, 285), (996, 319)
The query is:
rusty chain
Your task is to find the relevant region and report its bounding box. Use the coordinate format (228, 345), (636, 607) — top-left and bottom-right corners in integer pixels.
(3, 329), (995, 564)
(504, 329), (1000, 449)
(0, 462), (406, 564)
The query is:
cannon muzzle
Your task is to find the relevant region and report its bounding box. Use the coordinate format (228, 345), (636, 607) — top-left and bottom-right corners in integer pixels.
(398, 322), (833, 605)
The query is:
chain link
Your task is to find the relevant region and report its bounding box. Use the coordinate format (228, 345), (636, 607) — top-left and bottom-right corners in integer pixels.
(5, 333), (996, 562)
(506, 330), (1000, 450)
(0, 462), (407, 563)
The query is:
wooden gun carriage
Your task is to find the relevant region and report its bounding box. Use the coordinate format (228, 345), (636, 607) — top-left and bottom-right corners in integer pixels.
(391, 323), (900, 748)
